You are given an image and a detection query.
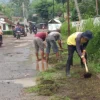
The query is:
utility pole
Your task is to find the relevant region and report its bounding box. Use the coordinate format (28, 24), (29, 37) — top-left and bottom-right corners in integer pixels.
(67, 0), (70, 36)
(96, 0), (99, 16)
(22, 2), (26, 26)
(22, 2), (25, 18)
(74, 0), (82, 21)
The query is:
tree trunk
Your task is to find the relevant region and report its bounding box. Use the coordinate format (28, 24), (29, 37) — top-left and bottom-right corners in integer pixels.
(96, 0), (99, 16)
(74, 0), (82, 21)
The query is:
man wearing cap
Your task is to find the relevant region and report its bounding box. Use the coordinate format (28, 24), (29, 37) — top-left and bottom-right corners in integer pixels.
(66, 30), (93, 76)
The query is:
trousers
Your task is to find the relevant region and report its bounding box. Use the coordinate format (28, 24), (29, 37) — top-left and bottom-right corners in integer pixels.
(66, 45), (87, 74)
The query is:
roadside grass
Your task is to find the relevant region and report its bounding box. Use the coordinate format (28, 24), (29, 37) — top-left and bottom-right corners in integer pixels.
(25, 36), (100, 99)
(50, 95), (70, 100)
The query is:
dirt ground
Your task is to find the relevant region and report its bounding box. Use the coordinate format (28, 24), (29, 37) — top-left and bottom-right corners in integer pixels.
(56, 67), (100, 100)
(21, 63), (100, 100)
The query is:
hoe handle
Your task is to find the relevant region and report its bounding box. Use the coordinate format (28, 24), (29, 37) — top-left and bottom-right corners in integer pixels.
(84, 62), (89, 73)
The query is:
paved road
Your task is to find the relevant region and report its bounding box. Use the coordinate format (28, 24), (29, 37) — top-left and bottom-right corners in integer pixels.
(0, 33), (38, 100)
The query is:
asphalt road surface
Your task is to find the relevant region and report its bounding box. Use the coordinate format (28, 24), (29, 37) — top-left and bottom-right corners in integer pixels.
(0, 33), (38, 100)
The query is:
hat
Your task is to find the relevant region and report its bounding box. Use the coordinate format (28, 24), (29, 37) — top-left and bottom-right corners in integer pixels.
(82, 30), (93, 39)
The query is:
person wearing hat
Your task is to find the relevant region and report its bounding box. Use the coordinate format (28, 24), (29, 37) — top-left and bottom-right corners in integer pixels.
(66, 30), (93, 76)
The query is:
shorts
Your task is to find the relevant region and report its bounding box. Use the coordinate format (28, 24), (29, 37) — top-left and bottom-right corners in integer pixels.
(46, 39), (58, 54)
(33, 37), (44, 53)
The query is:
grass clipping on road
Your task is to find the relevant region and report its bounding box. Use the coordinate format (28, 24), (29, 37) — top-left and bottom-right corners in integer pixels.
(25, 52), (100, 100)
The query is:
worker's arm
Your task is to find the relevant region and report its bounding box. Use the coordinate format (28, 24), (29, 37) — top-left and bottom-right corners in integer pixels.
(76, 38), (82, 57)
(58, 40), (62, 49)
(76, 36), (86, 63)
(0, 30), (3, 35)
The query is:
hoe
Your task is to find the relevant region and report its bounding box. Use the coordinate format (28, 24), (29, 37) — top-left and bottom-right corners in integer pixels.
(84, 62), (92, 78)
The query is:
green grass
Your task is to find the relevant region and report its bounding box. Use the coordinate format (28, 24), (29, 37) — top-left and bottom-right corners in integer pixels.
(50, 95), (70, 100)
(88, 62), (100, 73)
(25, 86), (39, 93)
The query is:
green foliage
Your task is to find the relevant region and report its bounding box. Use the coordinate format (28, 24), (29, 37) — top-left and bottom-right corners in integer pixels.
(60, 21), (76, 36)
(71, 8), (79, 21)
(78, 0), (96, 19)
(25, 86), (39, 93)
(0, 5), (2, 11)
(0, 4), (14, 19)
(89, 62), (100, 73)
(34, 0), (52, 20)
(10, 0), (29, 7)
(55, 0), (66, 4)
(3, 30), (13, 35)
(50, 95), (70, 100)
(52, 3), (63, 17)
(10, 0), (30, 17)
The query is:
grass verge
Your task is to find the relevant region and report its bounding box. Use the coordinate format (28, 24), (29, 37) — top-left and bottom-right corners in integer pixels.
(25, 48), (100, 100)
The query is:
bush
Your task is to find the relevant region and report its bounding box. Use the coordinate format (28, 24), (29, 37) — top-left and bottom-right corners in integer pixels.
(60, 21), (76, 36)
(3, 30), (13, 35)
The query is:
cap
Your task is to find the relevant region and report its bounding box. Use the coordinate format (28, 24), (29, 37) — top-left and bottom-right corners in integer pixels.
(82, 30), (93, 39)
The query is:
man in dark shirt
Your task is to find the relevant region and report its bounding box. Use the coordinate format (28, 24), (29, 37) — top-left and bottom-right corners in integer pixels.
(66, 30), (93, 76)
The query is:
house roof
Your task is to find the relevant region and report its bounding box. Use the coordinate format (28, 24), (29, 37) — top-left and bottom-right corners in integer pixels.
(0, 12), (14, 26)
(48, 19), (62, 24)
(5, 18), (15, 26)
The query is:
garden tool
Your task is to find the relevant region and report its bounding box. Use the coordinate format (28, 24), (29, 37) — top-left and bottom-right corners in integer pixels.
(84, 62), (92, 78)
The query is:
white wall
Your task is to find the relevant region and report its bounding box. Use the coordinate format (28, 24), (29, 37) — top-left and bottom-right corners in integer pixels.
(48, 24), (62, 31)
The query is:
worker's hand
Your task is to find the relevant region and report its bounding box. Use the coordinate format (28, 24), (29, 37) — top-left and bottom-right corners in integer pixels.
(82, 57), (86, 64)
(43, 41), (47, 48)
(59, 48), (63, 52)
(82, 50), (86, 56)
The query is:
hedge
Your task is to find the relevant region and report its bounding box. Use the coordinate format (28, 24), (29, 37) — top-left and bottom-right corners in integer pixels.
(60, 21), (76, 36)
(3, 30), (13, 35)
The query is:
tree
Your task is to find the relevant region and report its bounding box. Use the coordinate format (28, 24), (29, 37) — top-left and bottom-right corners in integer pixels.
(9, 0), (30, 17)
(34, 0), (52, 21)
(55, 0), (66, 4)
(71, 8), (78, 21)
(0, 4), (14, 19)
(78, 0), (96, 19)
(74, 0), (82, 21)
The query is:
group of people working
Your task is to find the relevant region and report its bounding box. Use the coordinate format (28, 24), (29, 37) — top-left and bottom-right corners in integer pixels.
(33, 30), (62, 62)
(33, 29), (93, 76)
(0, 23), (93, 76)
